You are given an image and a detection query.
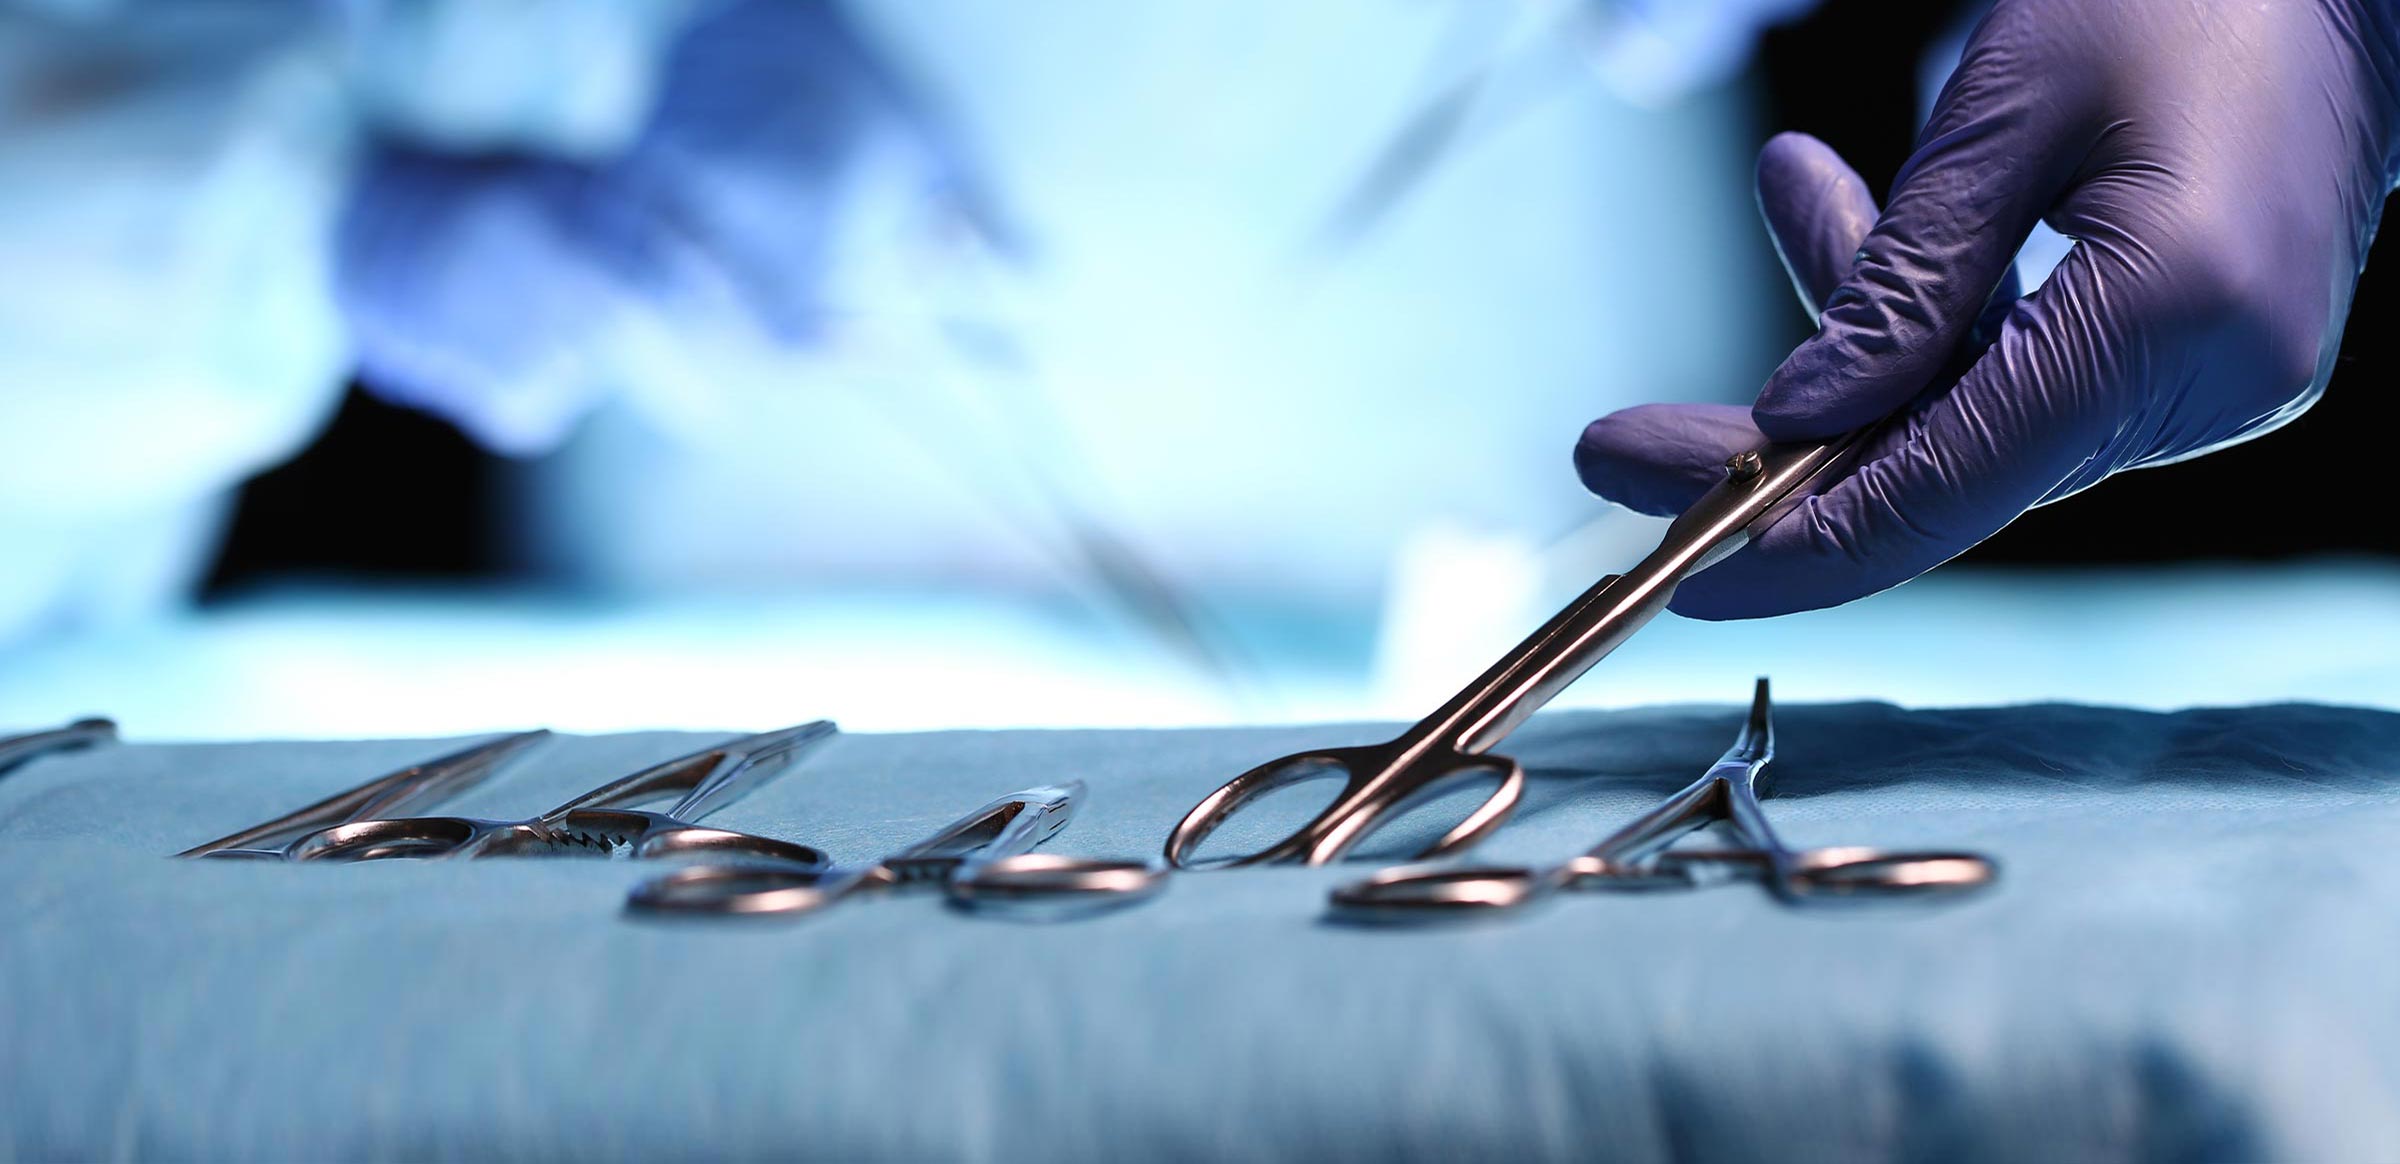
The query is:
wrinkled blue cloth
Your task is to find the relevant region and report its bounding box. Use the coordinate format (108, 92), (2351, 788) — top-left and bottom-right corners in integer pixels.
(1579, 0), (2400, 619)
(7, 703), (2400, 1161)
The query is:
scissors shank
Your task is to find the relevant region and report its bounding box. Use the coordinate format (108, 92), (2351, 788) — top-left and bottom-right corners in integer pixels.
(1716, 770), (1808, 879)
(1181, 434), (1863, 872)
(1573, 680), (1780, 881)
(1577, 773), (1728, 875)
(1425, 437), (1862, 756)
(1436, 570), (1675, 756)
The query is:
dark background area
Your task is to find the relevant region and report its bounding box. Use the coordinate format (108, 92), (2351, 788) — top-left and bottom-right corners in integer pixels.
(204, 0), (2400, 596)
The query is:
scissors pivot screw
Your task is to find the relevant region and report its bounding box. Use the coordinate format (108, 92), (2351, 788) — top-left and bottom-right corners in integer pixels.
(1724, 450), (1765, 480)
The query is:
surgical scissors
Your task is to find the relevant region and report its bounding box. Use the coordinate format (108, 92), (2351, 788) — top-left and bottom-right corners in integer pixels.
(0, 717), (116, 779)
(1164, 434), (1875, 868)
(627, 782), (1130, 918)
(944, 851), (1170, 915)
(179, 729), (551, 859)
(285, 722), (836, 867)
(1328, 679), (1996, 919)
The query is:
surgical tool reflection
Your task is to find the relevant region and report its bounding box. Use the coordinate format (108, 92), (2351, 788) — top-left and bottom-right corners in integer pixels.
(1326, 679), (1994, 921)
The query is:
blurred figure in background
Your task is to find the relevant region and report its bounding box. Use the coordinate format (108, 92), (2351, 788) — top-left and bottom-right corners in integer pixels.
(340, 0), (1798, 663)
(11, 0), (2399, 737)
(0, 1), (349, 639)
(0, 1), (1799, 667)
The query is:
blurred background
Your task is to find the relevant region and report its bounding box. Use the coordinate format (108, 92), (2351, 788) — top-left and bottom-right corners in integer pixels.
(3, 0), (2395, 741)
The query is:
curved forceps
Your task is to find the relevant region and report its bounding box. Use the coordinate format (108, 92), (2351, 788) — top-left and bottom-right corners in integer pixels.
(1329, 679), (1997, 918)
(287, 721), (836, 866)
(626, 782), (1089, 918)
(179, 729), (550, 859)
(0, 718), (116, 779)
(1166, 436), (1874, 868)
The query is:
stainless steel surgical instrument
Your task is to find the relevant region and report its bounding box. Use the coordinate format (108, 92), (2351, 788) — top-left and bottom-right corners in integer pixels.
(626, 782), (1110, 918)
(944, 850), (1170, 915)
(1327, 679), (1996, 919)
(178, 729), (551, 859)
(0, 717), (116, 778)
(285, 722), (836, 867)
(1164, 434), (1873, 868)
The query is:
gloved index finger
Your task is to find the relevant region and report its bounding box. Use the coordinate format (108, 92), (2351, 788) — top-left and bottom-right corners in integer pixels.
(1752, 4), (2094, 441)
(1754, 132), (1880, 322)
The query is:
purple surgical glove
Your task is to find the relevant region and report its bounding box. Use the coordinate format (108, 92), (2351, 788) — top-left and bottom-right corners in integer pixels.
(1576, 0), (2400, 619)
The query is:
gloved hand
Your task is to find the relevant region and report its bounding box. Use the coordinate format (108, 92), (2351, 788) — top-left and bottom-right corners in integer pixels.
(1575, 0), (2400, 619)
(337, 0), (965, 453)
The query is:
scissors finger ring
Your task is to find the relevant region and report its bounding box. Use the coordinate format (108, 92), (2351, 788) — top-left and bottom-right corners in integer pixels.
(1168, 435), (1874, 868)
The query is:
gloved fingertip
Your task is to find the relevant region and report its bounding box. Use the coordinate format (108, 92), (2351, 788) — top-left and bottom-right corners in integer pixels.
(1754, 132), (1853, 204)
(1572, 414), (1662, 507)
(1756, 131), (1832, 176)
(1751, 340), (1879, 441)
(1574, 404), (1755, 517)
(1570, 417), (1615, 487)
(1755, 133), (1880, 320)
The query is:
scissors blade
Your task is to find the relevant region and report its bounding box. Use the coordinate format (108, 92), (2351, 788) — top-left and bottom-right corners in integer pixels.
(177, 729), (550, 858)
(538, 721), (839, 824)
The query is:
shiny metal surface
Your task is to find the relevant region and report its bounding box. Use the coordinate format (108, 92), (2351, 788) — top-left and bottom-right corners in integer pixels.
(1166, 436), (1871, 868)
(945, 852), (1170, 915)
(0, 718), (116, 779)
(178, 729), (550, 859)
(285, 721), (836, 866)
(627, 782), (1101, 918)
(1327, 678), (1997, 919)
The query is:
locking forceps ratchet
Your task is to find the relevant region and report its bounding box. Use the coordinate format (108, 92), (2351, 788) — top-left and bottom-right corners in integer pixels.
(285, 721), (835, 866)
(1165, 434), (1873, 868)
(1328, 679), (1996, 918)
